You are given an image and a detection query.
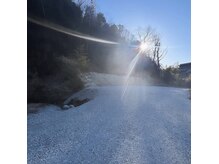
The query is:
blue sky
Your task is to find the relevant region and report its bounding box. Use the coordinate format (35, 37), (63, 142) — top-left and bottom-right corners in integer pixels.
(95, 0), (191, 66)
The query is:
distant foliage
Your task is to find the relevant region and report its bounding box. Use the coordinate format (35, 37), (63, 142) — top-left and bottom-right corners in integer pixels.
(162, 66), (179, 84)
(161, 65), (191, 88)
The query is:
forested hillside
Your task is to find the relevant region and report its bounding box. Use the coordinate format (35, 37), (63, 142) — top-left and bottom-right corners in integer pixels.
(27, 0), (132, 103)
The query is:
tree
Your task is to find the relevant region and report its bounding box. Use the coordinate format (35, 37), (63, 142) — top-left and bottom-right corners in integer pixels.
(117, 24), (132, 42)
(74, 0), (86, 8)
(153, 34), (167, 69)
(96, 13), (106, 28)
(83, 5), (96, 33)
(136, 27), (166, 69)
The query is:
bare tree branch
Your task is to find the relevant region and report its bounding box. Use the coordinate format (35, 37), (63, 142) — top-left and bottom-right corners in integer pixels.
(136, 26), (168, 69)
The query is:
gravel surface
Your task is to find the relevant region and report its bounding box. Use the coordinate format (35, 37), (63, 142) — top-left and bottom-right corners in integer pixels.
(28, 86), (191, 164)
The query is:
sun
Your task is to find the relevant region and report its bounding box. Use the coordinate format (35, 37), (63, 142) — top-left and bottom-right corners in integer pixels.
(139, 42), (148, 52)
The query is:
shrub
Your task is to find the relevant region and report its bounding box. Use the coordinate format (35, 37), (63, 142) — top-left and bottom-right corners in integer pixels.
(27, 56), (84, 104)
(161, 65), (191, 88)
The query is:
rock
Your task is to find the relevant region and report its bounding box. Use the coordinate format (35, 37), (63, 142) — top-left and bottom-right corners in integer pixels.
(68, 98), (90, 107)
(63, 88), (97, 105)
(63, 105), (70, 110)
(70, 105), (75, 108)
(62, 104), (75, 110)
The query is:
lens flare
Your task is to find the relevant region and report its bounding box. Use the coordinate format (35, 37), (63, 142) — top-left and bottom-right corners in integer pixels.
(27, 17), (119, 45)
(122, 51), (141, 98)
(140, 42), (148, 52)
(122, 40), (154, 99)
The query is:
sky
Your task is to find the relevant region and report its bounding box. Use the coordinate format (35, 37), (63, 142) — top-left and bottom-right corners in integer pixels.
(95, 0), (191, 66)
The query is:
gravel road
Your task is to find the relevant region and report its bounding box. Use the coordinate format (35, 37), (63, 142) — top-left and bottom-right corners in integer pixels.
(28, 86), (191, 164)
